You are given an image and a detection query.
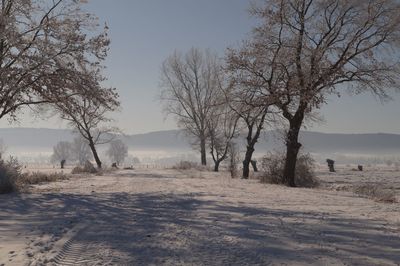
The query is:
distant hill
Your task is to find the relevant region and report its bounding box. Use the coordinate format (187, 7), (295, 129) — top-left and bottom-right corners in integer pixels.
(0, 128), (74, 148)
(121, 130), (191, 150)
(298, 132), (400, 153)
(0, 127), (399, 155)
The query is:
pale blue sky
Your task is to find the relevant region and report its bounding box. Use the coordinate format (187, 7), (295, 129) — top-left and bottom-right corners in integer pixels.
(1, 0), (399, 134)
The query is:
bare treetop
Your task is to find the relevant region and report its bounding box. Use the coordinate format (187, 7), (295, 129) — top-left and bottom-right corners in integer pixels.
(247, 0), (400, 111)
(160, 48), (223, 165)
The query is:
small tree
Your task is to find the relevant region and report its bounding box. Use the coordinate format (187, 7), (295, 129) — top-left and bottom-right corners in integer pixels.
(53, 64), (120, 169)
(51, 141), (72, 168)
(106, 139), (128, 166)
(160, 48), (222, 166)
(221, 82), (277, 178)
(208, 105), (240, 172)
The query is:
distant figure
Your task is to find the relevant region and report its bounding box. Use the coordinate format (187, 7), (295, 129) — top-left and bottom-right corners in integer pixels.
(326, 159), (335, 172)
(111, 162), (118, 168)
(358, 165), (363, 171)
(60, 159), (66, 169)
(250, 160), (258, 172)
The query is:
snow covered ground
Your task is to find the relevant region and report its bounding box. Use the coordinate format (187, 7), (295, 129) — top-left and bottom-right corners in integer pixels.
(0, 167), (399, 265)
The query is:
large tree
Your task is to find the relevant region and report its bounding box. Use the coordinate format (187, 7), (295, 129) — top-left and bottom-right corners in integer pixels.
(228, 0), (400, 186)
(0, 0), (110, 122)
(160, 48), (222, 166)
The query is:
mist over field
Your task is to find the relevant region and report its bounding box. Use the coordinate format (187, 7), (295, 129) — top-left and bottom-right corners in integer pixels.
(2, 127), (400, 166)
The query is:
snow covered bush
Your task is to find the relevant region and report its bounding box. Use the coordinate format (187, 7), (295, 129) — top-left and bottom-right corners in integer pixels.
(261, 152), (319, 188)
(353, 184), (397, 203)
(173, 161), (199, 170)
(172, 161), (209, 171)
(71, 160), (98, 174)
(20, 172), (67, 185)
(0, 157), (22, 193)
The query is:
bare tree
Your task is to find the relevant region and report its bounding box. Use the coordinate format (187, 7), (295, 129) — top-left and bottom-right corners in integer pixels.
(221, 82), (277, 178)
(228, 0), (400, 186)
(53, 65), (120, 169)
(239, 104), (271, 179)
(0, 0), (110, 123)
(106, 139), (128, 166)
(55, 98), (119, 168)
(208, 104), (239, 172)
(70, 136), (93, 166)
(51, 141), (72, 168)
(160, 48), (222, 166)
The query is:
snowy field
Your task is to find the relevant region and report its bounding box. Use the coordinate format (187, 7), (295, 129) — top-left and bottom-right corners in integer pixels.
(0, 167), (399, 266)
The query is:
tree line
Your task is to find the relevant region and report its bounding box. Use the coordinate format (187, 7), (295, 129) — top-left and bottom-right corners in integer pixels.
(51, 137), (128, 169)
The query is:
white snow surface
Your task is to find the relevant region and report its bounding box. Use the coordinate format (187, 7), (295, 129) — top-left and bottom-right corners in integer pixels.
(1, 167), (399, 265)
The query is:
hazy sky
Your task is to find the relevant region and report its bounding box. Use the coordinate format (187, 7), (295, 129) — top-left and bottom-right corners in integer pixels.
(1, 0), (399, 134)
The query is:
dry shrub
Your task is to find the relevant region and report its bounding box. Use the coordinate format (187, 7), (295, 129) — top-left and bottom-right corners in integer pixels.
(71, 166), (84, 174)
(173, 161), (197, 170)
(0, 156), (22, 194)
(1, 156), (68, 193)
(172, 161), (209, 171)
(71, 160), (97, 174)
(260, 152), (319, 188)
(353, 184), (397, 203)
(19, 172), (67, 185)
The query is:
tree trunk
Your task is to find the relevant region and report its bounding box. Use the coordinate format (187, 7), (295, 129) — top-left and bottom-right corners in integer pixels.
(214, 160), (220, 172)
(242, 146), (255, 179)
(283, 119), (302, 187)
(251, 160), (258, 172)
(242, 111), (266, 179)
(88, 140), (102, 169)
(200, 137), (207, 166)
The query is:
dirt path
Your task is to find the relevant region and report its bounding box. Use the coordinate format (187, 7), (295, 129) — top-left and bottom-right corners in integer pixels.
(1, 169), (399, 265)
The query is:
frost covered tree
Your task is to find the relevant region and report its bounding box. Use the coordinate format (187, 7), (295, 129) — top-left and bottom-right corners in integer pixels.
(222, 66), (278, 178)
(160, 48), (222, 166)
(223, 84), (276, 179)
(53, 79), (120, 169)
(51, 141), (72, 168)
(228, 0), (400, 186)
(106, 139), (128, 166)
(0, 0), (111, 123)
(207, 104), (239, 172)
(70, 136), (93, 166)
